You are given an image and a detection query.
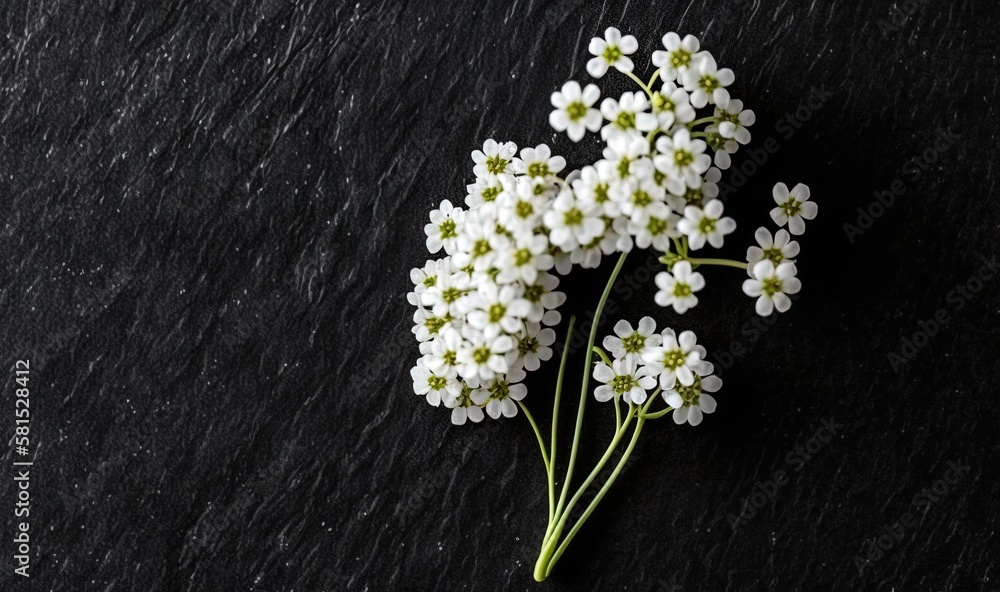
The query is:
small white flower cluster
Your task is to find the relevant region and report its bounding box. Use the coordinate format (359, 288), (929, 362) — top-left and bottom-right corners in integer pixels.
(594, 317), (721, 426)
(409, 139), (571, 426)
(739, 182), (818, 316)
(408, 28), (818, 425)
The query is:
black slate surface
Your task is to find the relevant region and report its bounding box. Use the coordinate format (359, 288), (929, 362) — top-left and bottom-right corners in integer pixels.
(1, 1), (999, 591)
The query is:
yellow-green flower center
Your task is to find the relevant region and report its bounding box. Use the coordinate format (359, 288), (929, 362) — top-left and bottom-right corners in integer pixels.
(564, 208), (584, 226)
(473, 238), (492, 257)
(762, 277), (783, 297)
(472, 346), (491, 364)
(615, 111), (636, 130)
(515, 200), (534, 218)
(514, 248), (532, 266)
(670, 48), (691, 69)
(632, 189), (652, 207)
(487, 303), (507, 323)
(647, 217), (669, 235)
(602, 45), (622, 62)
(661, 348), (685, 370)
(622, 333), (646, 353)
(527, 162), (550, 178)
(780, 198), (802, 217)
(611, 374), (638, 394)
(481, 186), (501, 202)
(674, 149), (694, 168)
(485, 154), (509, 175)
(763, 247), (784, 264)
(439, 218), (457, 239)
(674, 375), (703, 405)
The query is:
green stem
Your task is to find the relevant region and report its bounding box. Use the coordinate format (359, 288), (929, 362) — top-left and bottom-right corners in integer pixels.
(614, 393), (622, 432)
(534, 251), (628, 582)
(639, 406), (674, 420)
(686, 257), (748, 270)
(518, 401), (550, 471)
(535, 406), (637, 581)
(624, 71), (653, 98)
(647, 68), (661, 89)
(689, 131), (710, 138)
(687, 116), (718, 128)
(546, 316), (576, 531)
(552, 251), (628, 521)
(592, 346), (612, 367)
(543, 395), (658, 577)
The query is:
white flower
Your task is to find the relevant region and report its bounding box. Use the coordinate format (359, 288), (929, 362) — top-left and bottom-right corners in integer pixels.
(677, 199), (736, 250)
(601, 132), (654, 182)
(457, 330), (515, 382)
(600, 91), (658, 140)
(651, 81), (696, 131)
(593, 357), (657, 405)
(510, 322), (556, 372)
(702, 125), (739, 170)
(602, 317), (662, 362)
(412, 307), (455, 343)
(641, 329), (704, 389)
(612, 176), (668, 224)
(746, 227), (799, 272)
(497, 177), (546, 236)
(653, 128), (711, 191)
(651, 32), (704, 82)
(550, 81), (603, 142)
(680, 53), (734, 108)
(715, 99), (755, 145)
(628, 209), (678, 251)
(424, 200), (464, 255)
(484, 367), (528, 419)
(664, 373), (721, 426)
(411, 359), (461, 407)
(587, 27), (638, 78)
(465, 175), (505, 212)
(654, 261), (705, 314)
(512, 144), (566, 180)
(427, 267), (472, 317)
(408, 258), (447, 307)
(543, 187), (606, 251)
(769, 183), (817, 235)
(495, 234), (554, 284)
(472, 139), (518, 180)
(521, 271), (566, 326)
(666, 166), (721, 211)
(742, 260), (801, 316)
(453, 220), (509, 271)
(572, 164), (620, 218)
(466, 283), (531, 337)
(426, 328), (463, 377)
(451, 383), (489, 425)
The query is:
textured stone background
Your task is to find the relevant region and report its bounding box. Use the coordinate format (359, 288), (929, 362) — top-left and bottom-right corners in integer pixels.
(1, 0), (998, 590)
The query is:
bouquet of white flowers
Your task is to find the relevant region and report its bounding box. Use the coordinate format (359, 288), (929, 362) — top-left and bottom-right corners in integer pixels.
(407, 27), (818, 581)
